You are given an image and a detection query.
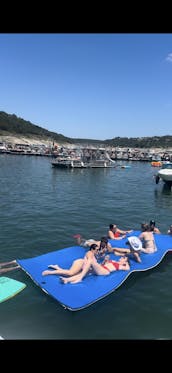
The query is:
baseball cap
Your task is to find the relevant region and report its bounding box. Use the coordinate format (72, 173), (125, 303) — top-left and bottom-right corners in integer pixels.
(127, 236), (142, 251)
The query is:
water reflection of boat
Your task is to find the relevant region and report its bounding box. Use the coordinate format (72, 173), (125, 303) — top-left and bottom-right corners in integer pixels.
(155, 162), (172, 188)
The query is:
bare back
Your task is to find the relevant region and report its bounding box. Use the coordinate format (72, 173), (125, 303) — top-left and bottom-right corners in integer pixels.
(139, 231), (156, 252)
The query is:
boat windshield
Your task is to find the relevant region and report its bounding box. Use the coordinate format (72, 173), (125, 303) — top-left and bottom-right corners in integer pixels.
(162, 163), (172, 170)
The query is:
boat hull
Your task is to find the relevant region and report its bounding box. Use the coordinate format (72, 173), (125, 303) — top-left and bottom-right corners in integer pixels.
(158, 169), (172, 182)
(52, 160), (115, 168)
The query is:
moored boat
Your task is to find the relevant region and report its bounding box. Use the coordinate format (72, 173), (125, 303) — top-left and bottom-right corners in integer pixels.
(52, 158), (86, 168)
(51, 151), (116, 169)
(51, 158), (115, 168)
(151, 161), (162, 167)
(155, 162), (172, 187)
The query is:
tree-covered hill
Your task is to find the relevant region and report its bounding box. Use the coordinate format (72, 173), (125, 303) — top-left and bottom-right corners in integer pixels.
(104, 136), (172, 148)
(0, 111), (72, 144)
(71, 135), (172, 148)
(0, 111), (172, 148)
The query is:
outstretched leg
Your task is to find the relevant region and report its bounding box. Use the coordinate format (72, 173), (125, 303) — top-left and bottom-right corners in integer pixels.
(42, 258), (84, 276)
(0, 265), (20, 274)
(0, 260), (17, 268)
(60, 257), (109, 284)
(73, 235), (95, 247)
(60, 258), (93, 284)
(60, 273), (85, 284)
(112, 248), (131, 256)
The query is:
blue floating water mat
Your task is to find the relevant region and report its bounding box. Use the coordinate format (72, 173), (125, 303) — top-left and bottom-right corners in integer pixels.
(16, 231), (172, 311)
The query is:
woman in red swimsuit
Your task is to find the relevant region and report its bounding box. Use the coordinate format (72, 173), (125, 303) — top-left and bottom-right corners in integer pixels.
(108, 224), (133, 240)
(60, 255), (130, 284)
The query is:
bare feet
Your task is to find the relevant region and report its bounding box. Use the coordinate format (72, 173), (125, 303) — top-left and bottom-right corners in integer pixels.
(59, 276), (68, 284)
(70, 278), (82, 283)
(59, 275), (82, 284)
(0, 265), (20, 274)
(0, 259), (17, 268)
(48, 264), (60, 270)
(42, 270), (53, 276)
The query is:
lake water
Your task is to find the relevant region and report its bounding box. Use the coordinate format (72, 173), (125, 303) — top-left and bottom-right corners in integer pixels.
(0, 154), (172, 340)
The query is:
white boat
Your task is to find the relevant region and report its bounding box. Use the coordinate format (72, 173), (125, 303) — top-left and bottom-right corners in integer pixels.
(52, 157), (86, 168)
(52, 151), (116, 169)
(155, 162), (172, 186)
(52, 157), (115, 168)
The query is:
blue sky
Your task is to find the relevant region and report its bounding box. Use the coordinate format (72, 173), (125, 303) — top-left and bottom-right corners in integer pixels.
(0, 33), (172, 140)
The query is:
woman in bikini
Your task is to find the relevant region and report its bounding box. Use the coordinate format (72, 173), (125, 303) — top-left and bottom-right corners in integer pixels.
(42, 238), (116, 277)
(139, 223), (157, 253)
(60, 255), (130, 284)
(42, 243), (99, 277)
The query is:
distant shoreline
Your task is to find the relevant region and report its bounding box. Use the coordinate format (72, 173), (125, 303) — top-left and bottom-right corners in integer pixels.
(0, 134), (172, 153)
(0, 134), (172, 164)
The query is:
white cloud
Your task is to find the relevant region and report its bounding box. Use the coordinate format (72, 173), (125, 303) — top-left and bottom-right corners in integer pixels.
(166, 53), (172, 62)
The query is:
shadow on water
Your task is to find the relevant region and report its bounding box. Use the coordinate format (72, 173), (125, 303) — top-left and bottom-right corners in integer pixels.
(123, 253), (172, 291)
(154, 183), (172, 196)
(154, 183), (172, 211)
(161, 183), (172, 194)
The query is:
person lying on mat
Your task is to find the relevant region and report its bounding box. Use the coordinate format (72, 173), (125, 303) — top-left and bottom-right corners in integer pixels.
(107, 224), (133, 240)
(74, 235), (130, 257)
(60, 255), (130, 284)
(42, 242), (131, 279)
(139, 223), (157, 253)
(73, 234), (111, 250)
(42, 243), (100, 277)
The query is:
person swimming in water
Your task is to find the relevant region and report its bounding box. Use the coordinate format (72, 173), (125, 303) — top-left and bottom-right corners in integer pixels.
(149, 220), (161, 234)
(107, 224), (133, 240)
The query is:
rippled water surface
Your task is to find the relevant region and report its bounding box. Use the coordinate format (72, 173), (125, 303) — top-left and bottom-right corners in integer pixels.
(0, 155), (172, 340)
